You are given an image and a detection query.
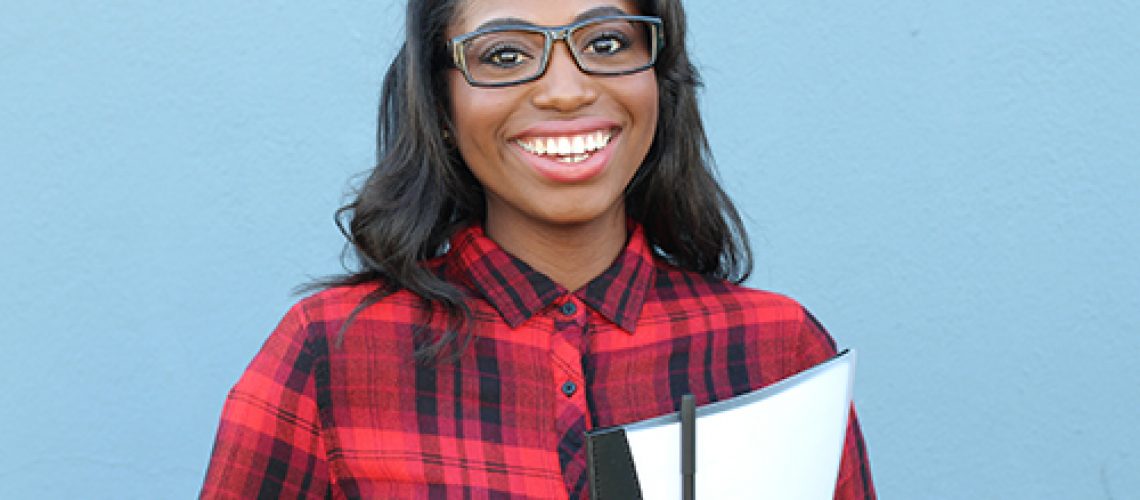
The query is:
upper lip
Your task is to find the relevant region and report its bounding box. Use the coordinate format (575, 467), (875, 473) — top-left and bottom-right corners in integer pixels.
(512, 117), (621, 139)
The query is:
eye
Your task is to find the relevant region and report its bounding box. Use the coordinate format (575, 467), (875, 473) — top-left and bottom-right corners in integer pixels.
(480, 45), (533, 68)
(585, 33), (629, 55)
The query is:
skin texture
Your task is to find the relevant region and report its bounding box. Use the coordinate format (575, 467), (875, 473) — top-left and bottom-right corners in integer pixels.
(447, 0), (659, 291)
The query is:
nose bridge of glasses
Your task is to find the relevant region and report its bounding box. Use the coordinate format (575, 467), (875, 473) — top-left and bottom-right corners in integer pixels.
(544, 27), (585, 75)
(549, 27), (571, 42)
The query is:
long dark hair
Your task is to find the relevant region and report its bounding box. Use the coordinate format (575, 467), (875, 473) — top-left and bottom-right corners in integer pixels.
(323, 0), (752, 362)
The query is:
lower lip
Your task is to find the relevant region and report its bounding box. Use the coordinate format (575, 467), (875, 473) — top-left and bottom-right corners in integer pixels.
(511, 133), (618, 183)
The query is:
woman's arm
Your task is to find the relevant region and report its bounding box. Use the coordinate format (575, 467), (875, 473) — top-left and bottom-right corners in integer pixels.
(200, 305), (331, 499)
(799, 308), (877, 500)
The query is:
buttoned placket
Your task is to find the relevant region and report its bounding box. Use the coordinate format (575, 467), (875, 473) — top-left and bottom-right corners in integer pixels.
(548, 294), (593, 490)
(550, 295), (589, 406)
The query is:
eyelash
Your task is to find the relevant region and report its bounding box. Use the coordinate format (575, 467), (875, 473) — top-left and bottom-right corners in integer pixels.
(585, 32), (631, 54)
(479, 43), (533, 67)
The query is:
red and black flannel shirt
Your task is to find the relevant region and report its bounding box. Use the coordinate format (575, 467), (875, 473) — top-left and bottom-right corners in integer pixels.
(201, 223), (875, 499)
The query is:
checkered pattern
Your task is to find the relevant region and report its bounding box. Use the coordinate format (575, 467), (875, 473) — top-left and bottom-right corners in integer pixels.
(200, 224), (875, 499)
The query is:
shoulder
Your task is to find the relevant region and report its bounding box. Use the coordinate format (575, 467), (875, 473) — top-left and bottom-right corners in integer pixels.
(649, 262), (809, 322)
(271, 282), (426, 343)
(647, 263), (839, 370)
(298, 280), (431, 315)
(292, 282), (381, 321)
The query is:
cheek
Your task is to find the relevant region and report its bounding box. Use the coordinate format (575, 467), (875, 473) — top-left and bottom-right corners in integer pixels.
(617, 72), (660, 148)
(642, 75), (660, 128)
(447, 74), (479, 142)
(447, 75), (512, 159)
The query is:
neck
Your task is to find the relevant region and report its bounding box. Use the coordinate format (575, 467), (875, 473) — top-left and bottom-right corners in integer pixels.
(484, 209), (627, 292)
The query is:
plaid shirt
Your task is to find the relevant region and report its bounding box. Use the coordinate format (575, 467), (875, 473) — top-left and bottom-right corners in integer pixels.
(201, 223), (875, 499)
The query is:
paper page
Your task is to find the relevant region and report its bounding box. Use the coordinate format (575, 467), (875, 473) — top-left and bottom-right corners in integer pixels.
(620, 351), (855, 500)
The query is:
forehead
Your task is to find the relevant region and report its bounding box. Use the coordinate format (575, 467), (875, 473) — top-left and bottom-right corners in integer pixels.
(451, 0), (642, 34)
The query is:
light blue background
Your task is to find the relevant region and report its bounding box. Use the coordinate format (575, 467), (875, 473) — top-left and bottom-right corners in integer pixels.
(2, 1), (1137, 498)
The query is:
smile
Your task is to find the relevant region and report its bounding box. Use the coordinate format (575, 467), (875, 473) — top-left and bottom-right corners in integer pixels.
(513, 129), (614, 163)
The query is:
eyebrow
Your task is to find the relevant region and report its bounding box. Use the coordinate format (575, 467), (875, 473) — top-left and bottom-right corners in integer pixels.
(472, 6), (629, 32)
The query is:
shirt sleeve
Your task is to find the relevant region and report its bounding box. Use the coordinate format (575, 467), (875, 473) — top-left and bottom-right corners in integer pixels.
(200, 304), (331, 499)
(798, 307), (877, 500)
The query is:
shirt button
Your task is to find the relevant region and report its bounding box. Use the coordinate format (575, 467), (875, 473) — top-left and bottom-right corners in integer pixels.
(560, 301), (577, 316)
(561, 380), (578, 397)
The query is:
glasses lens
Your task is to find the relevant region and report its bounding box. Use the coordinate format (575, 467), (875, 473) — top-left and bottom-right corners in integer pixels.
(463, 30), (547, 85)
(573, 19), (654, 74)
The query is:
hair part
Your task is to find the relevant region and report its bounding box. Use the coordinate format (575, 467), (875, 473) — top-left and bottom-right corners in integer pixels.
(317, 0), (752, 363)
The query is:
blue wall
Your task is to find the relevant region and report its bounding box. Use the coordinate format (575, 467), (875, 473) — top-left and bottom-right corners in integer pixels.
(2, 1), (1137, 498)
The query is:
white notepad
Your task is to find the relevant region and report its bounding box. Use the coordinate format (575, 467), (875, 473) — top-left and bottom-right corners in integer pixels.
(610, 350), (856, 499)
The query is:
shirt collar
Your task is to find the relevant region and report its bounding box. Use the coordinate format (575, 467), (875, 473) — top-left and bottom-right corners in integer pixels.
(447, 223), (655, 332)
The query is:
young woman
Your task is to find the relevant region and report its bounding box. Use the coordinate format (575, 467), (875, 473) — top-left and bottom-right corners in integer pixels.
(201, 0), (876, 498)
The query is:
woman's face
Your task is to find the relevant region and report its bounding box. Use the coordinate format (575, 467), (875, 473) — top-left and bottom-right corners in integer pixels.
(446, 0), (659, 231)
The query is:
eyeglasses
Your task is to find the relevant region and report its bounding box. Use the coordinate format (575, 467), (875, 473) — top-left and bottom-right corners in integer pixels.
(449, 15), (665, 88)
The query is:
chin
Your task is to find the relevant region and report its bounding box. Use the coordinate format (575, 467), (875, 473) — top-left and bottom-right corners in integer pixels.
(530, 202), (623, 227)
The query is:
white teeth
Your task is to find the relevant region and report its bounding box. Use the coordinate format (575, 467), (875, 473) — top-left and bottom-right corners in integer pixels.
(556, 153), (590, 163)
(515, 130), (614, 157)
(571, 136), (585, 154)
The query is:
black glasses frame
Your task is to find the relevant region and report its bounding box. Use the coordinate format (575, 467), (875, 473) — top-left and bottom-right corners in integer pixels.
(448, 15), (665, 88)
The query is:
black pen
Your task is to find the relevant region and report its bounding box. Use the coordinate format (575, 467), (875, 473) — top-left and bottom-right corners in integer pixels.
(681, 394), (696, 500)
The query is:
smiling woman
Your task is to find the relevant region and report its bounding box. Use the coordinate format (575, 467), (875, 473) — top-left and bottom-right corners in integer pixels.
(199, 0), (875, 498)
(447, 2), (661, 291)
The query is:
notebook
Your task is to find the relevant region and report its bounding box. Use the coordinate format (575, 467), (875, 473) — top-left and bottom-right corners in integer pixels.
(586, 350), (856, 500)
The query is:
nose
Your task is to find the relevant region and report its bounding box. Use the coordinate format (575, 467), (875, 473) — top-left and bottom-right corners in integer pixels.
(530, 42), (598, 111)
